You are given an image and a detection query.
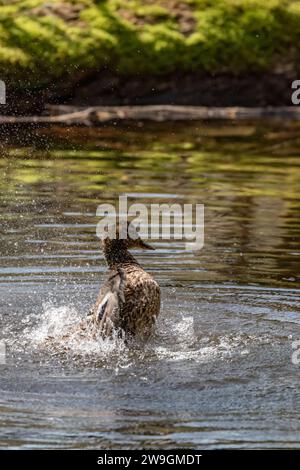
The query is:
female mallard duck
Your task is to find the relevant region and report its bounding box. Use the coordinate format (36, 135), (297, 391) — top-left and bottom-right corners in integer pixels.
(89, 224), (161, 341)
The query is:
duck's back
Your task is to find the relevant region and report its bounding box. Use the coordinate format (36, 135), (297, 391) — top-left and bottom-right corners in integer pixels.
(120, 265), (161, 337)
(93, 264), (160, 339)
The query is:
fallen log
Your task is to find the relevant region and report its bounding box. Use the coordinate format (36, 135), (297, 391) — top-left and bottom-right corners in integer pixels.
(1, 105), (300, 125)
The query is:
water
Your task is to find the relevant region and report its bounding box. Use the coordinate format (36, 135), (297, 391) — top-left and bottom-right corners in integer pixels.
(0, 122), (300, 449)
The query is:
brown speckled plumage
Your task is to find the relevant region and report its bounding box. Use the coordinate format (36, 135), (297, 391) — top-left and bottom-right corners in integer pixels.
(89, 229), (161, 340)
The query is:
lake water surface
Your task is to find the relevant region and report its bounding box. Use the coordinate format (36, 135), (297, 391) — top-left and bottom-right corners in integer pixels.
(0, 122), (300, 449)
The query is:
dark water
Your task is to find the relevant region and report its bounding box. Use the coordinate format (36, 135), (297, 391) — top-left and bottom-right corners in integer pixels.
(0, 122), (300, 449)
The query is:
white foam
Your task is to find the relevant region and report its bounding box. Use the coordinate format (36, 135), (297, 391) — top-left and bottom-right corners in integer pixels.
(152, 313), (265, 363)
(25, 303), (128, 363)
(6, 305), (269, 368)
(28, 303), (82, 344)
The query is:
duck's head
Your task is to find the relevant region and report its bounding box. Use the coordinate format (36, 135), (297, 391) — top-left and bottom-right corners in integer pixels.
(100, 221), (154, 257)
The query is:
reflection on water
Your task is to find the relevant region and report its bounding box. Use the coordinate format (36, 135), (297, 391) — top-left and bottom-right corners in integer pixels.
(1, 123), (299, 288)
(0, 122), (300, 449)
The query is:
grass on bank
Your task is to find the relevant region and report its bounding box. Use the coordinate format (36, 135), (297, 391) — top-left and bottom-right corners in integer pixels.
(0, 0), (299, 90)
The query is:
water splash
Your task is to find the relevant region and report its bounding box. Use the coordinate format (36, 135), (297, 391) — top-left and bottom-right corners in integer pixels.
(28, 303), (82, 345)
(3, 302), (271, 370)
(153, 313), (269, 363)
(6, 302), (129, 370)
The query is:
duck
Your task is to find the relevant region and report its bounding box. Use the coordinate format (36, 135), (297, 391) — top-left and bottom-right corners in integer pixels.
(88, 223), (161, 341)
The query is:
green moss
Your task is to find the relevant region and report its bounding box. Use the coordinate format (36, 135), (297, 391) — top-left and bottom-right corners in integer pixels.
(0, 0), (299, 89)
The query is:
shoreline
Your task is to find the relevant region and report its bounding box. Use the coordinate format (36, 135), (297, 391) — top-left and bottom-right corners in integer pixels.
(1, 70), (298, 119)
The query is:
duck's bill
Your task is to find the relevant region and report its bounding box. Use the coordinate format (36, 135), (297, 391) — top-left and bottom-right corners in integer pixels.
(139, 240), (155, 250)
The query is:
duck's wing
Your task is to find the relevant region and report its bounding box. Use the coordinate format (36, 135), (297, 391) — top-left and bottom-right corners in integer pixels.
(89, 268), (126, 333)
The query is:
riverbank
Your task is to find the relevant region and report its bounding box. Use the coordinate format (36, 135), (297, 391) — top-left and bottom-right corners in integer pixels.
(1, 1), (299, 114)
